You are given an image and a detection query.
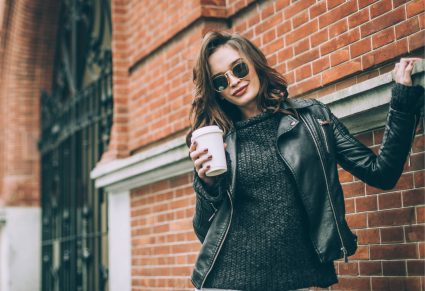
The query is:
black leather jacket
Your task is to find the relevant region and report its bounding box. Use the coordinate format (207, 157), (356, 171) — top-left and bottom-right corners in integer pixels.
(191, 84), (423, 289)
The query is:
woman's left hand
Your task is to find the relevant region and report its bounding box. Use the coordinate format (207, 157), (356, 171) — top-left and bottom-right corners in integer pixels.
(392, 58), (422, 86)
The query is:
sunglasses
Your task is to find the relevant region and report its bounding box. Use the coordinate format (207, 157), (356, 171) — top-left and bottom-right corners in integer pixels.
(211, 60), (249, 92)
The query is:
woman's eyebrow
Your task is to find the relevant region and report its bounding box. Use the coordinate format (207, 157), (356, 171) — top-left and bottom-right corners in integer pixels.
(211, 58), (243, 78)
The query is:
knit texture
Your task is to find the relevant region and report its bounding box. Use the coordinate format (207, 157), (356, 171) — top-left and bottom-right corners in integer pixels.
(204, 111), (337, 290)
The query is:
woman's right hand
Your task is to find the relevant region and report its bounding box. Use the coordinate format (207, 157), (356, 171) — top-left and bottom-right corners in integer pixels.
(189, 141), (227, 187)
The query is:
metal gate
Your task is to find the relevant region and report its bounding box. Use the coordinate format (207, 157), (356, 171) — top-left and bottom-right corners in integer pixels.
(39, 0), (112, 290)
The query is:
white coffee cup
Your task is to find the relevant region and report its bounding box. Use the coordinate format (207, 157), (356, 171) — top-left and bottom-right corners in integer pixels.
(191, 125), (227, 177)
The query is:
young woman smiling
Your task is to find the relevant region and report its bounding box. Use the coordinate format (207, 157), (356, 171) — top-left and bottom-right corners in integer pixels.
(186, 31), (424, 291)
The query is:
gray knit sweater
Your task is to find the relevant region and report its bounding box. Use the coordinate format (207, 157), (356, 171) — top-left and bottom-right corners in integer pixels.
(202, 111), (337, 290)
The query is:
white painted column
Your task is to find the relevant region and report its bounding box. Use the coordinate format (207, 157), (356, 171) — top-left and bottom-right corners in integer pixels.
(108, 191), (131, 291)
(0, 207), (40, 291)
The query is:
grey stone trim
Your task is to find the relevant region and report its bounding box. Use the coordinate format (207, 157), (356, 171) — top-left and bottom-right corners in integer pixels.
(319, 59), (425, 133)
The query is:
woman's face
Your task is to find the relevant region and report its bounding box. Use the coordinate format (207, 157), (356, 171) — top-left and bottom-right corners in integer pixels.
(208, 45), (261, 118)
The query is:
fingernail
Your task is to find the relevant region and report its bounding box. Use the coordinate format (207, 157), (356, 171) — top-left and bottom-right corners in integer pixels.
(207, 165), (211, 169)
(204, 148), (208, 152)
(208, 155), (212, 159)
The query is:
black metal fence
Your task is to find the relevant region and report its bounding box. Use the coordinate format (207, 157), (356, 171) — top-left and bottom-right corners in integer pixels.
(39, 0), (112, 290)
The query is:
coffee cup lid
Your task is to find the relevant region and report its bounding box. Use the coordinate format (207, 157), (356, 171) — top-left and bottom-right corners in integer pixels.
(191, 125), (223, 141)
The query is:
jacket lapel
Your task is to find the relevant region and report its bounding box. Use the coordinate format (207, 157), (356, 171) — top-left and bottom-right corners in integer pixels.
(223, 98), (315, 198)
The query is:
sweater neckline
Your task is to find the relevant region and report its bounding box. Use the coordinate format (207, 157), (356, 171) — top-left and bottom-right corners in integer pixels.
(234, 111), (276, 130)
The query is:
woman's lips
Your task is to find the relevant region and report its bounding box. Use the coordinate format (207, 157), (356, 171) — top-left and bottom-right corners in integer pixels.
(233, 85), (248, 97)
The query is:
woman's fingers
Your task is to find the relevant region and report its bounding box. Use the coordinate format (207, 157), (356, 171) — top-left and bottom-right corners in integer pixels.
(189, 145), (208, 161)
(194, 153), (212, 170)
(393, 57), (423, 86)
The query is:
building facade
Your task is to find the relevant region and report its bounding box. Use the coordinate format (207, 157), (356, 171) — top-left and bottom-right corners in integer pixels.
(0, 0), (424, 291)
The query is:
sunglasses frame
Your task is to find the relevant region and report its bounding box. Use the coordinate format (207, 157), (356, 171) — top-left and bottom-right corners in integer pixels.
(211, 60), (249, 92)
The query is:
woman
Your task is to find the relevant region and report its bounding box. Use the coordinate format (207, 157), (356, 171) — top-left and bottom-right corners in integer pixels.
(186, 31), (423, 291)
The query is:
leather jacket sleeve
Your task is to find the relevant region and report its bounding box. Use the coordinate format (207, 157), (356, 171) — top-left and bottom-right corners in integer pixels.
(192, 171), (225, 242)
(328, 83), (423, 190)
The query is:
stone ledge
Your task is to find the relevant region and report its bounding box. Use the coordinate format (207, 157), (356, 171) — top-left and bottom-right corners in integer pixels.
(319, 59), (425, 134)
(92, 60), (425, 192)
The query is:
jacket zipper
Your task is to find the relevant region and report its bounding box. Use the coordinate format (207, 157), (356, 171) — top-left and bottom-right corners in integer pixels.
(201, 189), (234, 288)
(300, 114), (349, 263)
(317, 118), (330, 153)
(208, 203), (218, 222)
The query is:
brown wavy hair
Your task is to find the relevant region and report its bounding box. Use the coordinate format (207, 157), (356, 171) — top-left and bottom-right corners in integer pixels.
(186, 31), (297, 147)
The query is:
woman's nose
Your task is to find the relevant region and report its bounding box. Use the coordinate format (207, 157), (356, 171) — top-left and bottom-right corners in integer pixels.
(227, 72), (240, 87)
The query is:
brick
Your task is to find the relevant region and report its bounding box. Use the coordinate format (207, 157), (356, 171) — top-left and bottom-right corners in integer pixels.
(277, 46), (294, 63)
(371, 277), (421, 291)
(311, 28), (328, 48)
(395, 17), (420, 40)
(370, 0), (392, 18)
(419, 12), (425, 29)
(414, 170), (424, 188)
(295, 64), (312, 81)
(309, 1), (327, 18)
(345, 198), (355, 213)
(351, 245), (369, 260)
(350, 37), (372, 58)
(330, 48), (350, 66)
(342, 181), (365, 198)
(370, 244), (418, 259)
(288, 75), (321, 96)
(393, 0), (409, 8)
(407, 0), (425, 18)
(347, 212), (368, 228)
(283, 0), (316, 19)
(292, 10), (309, 29)
(360, 6), (405, 37)
(339, 168), (354, 183)
(405, 224), (425, 242)
(348, 8), (370, 29)
(287, 48), (320, 70)
(356, 195), (378, 212)
(403, 188), (425, 207)
(319, 0), (358, 29)
(285, 19), (318, 46)
(322, 59), (362, 86)
(256, 13), (283, 35)
(369, 207), (416, 227)
(356, 228), (380, 244)
(331, 277), (370, 290)
(420, 242), (425, 258)
(359, 261), (382, 275)
(417, 206), (425, 223)
(359, 0), (379, 8)
(372, 27), (395, 49)
(276, 19), (292, 36)
(329, 19), (348, 39)
(378, 192), (402, 210)
(408, 30), (425, 52)
(337, 261), (359, 275)
(407, 260), (425, 275)
(412, 134), (424, 153)
(382, 260), (406, 276)
(293, 38), (310, 55)
(321, 28), (360, 56)
(335, 76), (357, 90)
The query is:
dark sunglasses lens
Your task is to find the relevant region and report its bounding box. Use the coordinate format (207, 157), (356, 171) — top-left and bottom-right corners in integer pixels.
(212, 75), (228, 91)
(233, 62), (249, 78)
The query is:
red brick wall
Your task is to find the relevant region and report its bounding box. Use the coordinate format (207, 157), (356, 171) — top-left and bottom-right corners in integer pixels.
(131, 174), (198, 290)
(121, 0), (425, 290)
(0, 0), (59, 206)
